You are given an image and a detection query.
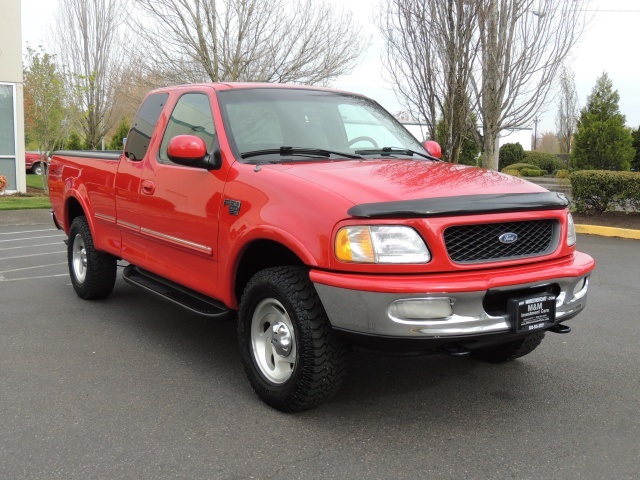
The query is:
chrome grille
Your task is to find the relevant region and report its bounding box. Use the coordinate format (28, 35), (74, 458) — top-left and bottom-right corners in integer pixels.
(444, 220), (558, 263)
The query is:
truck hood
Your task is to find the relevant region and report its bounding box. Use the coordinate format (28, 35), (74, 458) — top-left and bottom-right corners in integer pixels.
(268, 160), (548, 206)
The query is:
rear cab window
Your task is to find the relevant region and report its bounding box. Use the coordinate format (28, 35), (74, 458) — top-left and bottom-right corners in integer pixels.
(125, 92), (170, 161)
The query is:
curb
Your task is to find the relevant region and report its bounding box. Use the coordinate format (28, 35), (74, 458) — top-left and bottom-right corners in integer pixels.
(575, 224), (640, 240)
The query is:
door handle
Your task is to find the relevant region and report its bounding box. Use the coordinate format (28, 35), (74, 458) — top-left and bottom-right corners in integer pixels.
(141, 180), (156, 195)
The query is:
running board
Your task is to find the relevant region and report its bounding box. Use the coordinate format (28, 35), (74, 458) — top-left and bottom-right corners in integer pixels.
(122, 265), (232, 319)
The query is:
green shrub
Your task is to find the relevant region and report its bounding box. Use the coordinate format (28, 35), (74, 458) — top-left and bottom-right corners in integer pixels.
(571, 170), (640, 213)
(109, 118), (130, 150)
(524, 151), (566, 173)
(500, 163), (537, 173)
(65, 132), (84, 150)
(499, 143), (525, 171)
(520, 168), (547, 177)
(556, 169), (569, 179)
(503, 168), (521, 177)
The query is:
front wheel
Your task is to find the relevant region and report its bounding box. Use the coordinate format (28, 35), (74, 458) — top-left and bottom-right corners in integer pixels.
(68, 216), (117, 299)
(470, 332), (546, 363)
(238, 266), (347, 412)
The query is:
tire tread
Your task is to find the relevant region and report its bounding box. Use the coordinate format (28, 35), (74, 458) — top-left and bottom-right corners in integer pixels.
(68, 216), (117, 300)
(238, 266), (347, 412)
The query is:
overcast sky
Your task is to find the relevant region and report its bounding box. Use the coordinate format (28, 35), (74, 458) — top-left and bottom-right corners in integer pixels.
(21, 0), (640, 134)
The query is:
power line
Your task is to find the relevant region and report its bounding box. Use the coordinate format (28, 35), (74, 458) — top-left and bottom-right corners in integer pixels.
(583, 9), (640, 13)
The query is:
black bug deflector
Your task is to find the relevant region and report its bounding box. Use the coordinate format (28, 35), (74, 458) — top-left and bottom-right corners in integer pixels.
(347, 192), (569, 219)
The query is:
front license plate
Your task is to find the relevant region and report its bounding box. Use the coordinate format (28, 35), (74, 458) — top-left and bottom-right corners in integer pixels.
(507, 294), (556, 333)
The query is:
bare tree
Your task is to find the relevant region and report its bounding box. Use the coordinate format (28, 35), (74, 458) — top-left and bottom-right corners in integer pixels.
(50, 0), (128, 149)
(556, 65), (579, 155)
(536, 131), (560, 154)
(471, 0), (589, 169)
(378, 0), (477, 163)
(378, 0), (589, 169)
(130, 0), (367, 86)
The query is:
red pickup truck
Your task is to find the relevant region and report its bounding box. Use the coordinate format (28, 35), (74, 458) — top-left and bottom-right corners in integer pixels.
(25, 151), (46, 175)
(49, 83), (595, 411)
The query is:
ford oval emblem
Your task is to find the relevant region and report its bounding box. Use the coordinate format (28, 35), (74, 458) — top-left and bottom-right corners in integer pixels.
(499, 232), (519, 244)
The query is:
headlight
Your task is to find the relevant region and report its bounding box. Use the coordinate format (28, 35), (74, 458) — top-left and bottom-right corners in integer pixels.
(567, 213), (577, 246)
(335, 225), (431, 263)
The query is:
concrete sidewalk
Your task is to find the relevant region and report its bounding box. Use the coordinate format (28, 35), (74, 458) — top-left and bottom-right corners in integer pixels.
(1, 208), (639, 240)
(0, 209), (52, 227)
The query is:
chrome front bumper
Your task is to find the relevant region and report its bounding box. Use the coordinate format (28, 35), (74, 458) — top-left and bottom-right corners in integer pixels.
(314, 275), (589, 338)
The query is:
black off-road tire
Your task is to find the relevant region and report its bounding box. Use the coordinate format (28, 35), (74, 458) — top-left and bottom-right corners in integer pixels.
(238, 266), (348, 412)
(470, 332), (546, 363)
(68, 216), (117, 300)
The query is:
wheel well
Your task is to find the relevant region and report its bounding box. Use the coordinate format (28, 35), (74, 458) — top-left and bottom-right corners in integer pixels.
(66, 197), (86, 230)
(234, 240), (304, 303)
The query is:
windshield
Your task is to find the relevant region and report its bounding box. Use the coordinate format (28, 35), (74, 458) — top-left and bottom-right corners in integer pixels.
(217, 88), (426, 161)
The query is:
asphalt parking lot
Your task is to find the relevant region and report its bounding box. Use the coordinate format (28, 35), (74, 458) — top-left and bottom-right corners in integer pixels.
(1, 217), (638, 479)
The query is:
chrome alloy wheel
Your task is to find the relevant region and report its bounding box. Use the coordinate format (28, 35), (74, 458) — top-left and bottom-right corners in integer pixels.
(72, 233), (88, 283)
(250, 298), (297, 384)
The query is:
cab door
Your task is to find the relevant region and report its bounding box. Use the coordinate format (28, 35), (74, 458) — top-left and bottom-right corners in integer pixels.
(115, 92), (169, 265)
(137, 90), (228, 298)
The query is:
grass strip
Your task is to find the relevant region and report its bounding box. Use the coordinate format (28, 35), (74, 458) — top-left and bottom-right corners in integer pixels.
(0, 196), (51, 210)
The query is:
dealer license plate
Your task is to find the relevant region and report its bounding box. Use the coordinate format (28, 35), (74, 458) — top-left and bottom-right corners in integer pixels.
(507, 294), (556, 333)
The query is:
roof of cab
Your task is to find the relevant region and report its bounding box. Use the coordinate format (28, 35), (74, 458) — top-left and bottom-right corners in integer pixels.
(151, 82), (362, 97)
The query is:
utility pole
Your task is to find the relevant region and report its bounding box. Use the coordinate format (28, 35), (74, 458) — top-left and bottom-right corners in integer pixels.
(533, 116), (539, 150)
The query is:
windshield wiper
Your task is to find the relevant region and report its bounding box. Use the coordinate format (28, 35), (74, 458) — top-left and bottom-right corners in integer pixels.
(241, 146), (362, 160)
(354, 146), (440, 161)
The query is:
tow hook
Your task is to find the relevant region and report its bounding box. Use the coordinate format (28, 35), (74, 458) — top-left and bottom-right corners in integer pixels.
(548, 324), (571, 334)
(441, 345), (470, 357)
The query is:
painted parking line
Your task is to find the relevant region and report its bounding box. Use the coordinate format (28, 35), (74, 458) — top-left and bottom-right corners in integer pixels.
(0, 273), (68, 282)
(0, 234), (65, 243)
(0, 262), (68, 282)
(0, 262), (67, 274)
(0, 228), (61, 235)
(0, 250), (66, 261)
(0, 242), (64, 252)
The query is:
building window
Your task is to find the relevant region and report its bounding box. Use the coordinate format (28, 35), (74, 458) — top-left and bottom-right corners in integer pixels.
(0, 83), (17, 190)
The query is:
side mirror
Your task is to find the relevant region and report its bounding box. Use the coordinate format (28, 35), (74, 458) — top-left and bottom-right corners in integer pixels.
(423, 140), (442, 159)
(167, 135), (220, 170)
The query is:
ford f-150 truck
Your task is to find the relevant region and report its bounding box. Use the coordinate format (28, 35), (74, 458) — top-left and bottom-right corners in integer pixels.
(25, 151), (46, 175)
(49, 83), (595, 411)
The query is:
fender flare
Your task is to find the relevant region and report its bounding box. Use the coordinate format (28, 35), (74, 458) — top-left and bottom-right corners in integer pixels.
(221, 225), (321, 308)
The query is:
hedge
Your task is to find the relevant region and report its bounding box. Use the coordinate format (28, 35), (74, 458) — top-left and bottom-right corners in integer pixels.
(500, 163), (537, 172)
(570, 170), (640, 213)
(503, 168), (522, 177)
(523, 151), (566, 174)
(520, 168), (547, 177)
(500, 163), (546, 177)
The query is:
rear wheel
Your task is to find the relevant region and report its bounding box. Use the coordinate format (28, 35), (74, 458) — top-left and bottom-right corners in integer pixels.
(470, 332), (546, 363)
(32, 163), (43, 175)
(238, 266), (347, 412)
(68, 216), (117, 299)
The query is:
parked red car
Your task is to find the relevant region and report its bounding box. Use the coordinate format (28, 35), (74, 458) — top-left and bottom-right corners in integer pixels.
(24, 151), (47, 175)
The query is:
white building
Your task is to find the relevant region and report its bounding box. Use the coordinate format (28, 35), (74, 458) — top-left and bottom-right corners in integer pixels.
(0, 0), (26, 193)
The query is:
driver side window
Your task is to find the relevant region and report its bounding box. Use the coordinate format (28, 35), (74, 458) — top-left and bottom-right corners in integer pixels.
(159, 93), (216, 165)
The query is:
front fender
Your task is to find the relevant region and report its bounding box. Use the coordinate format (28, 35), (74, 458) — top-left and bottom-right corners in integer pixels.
(221, 225), (320, 308)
